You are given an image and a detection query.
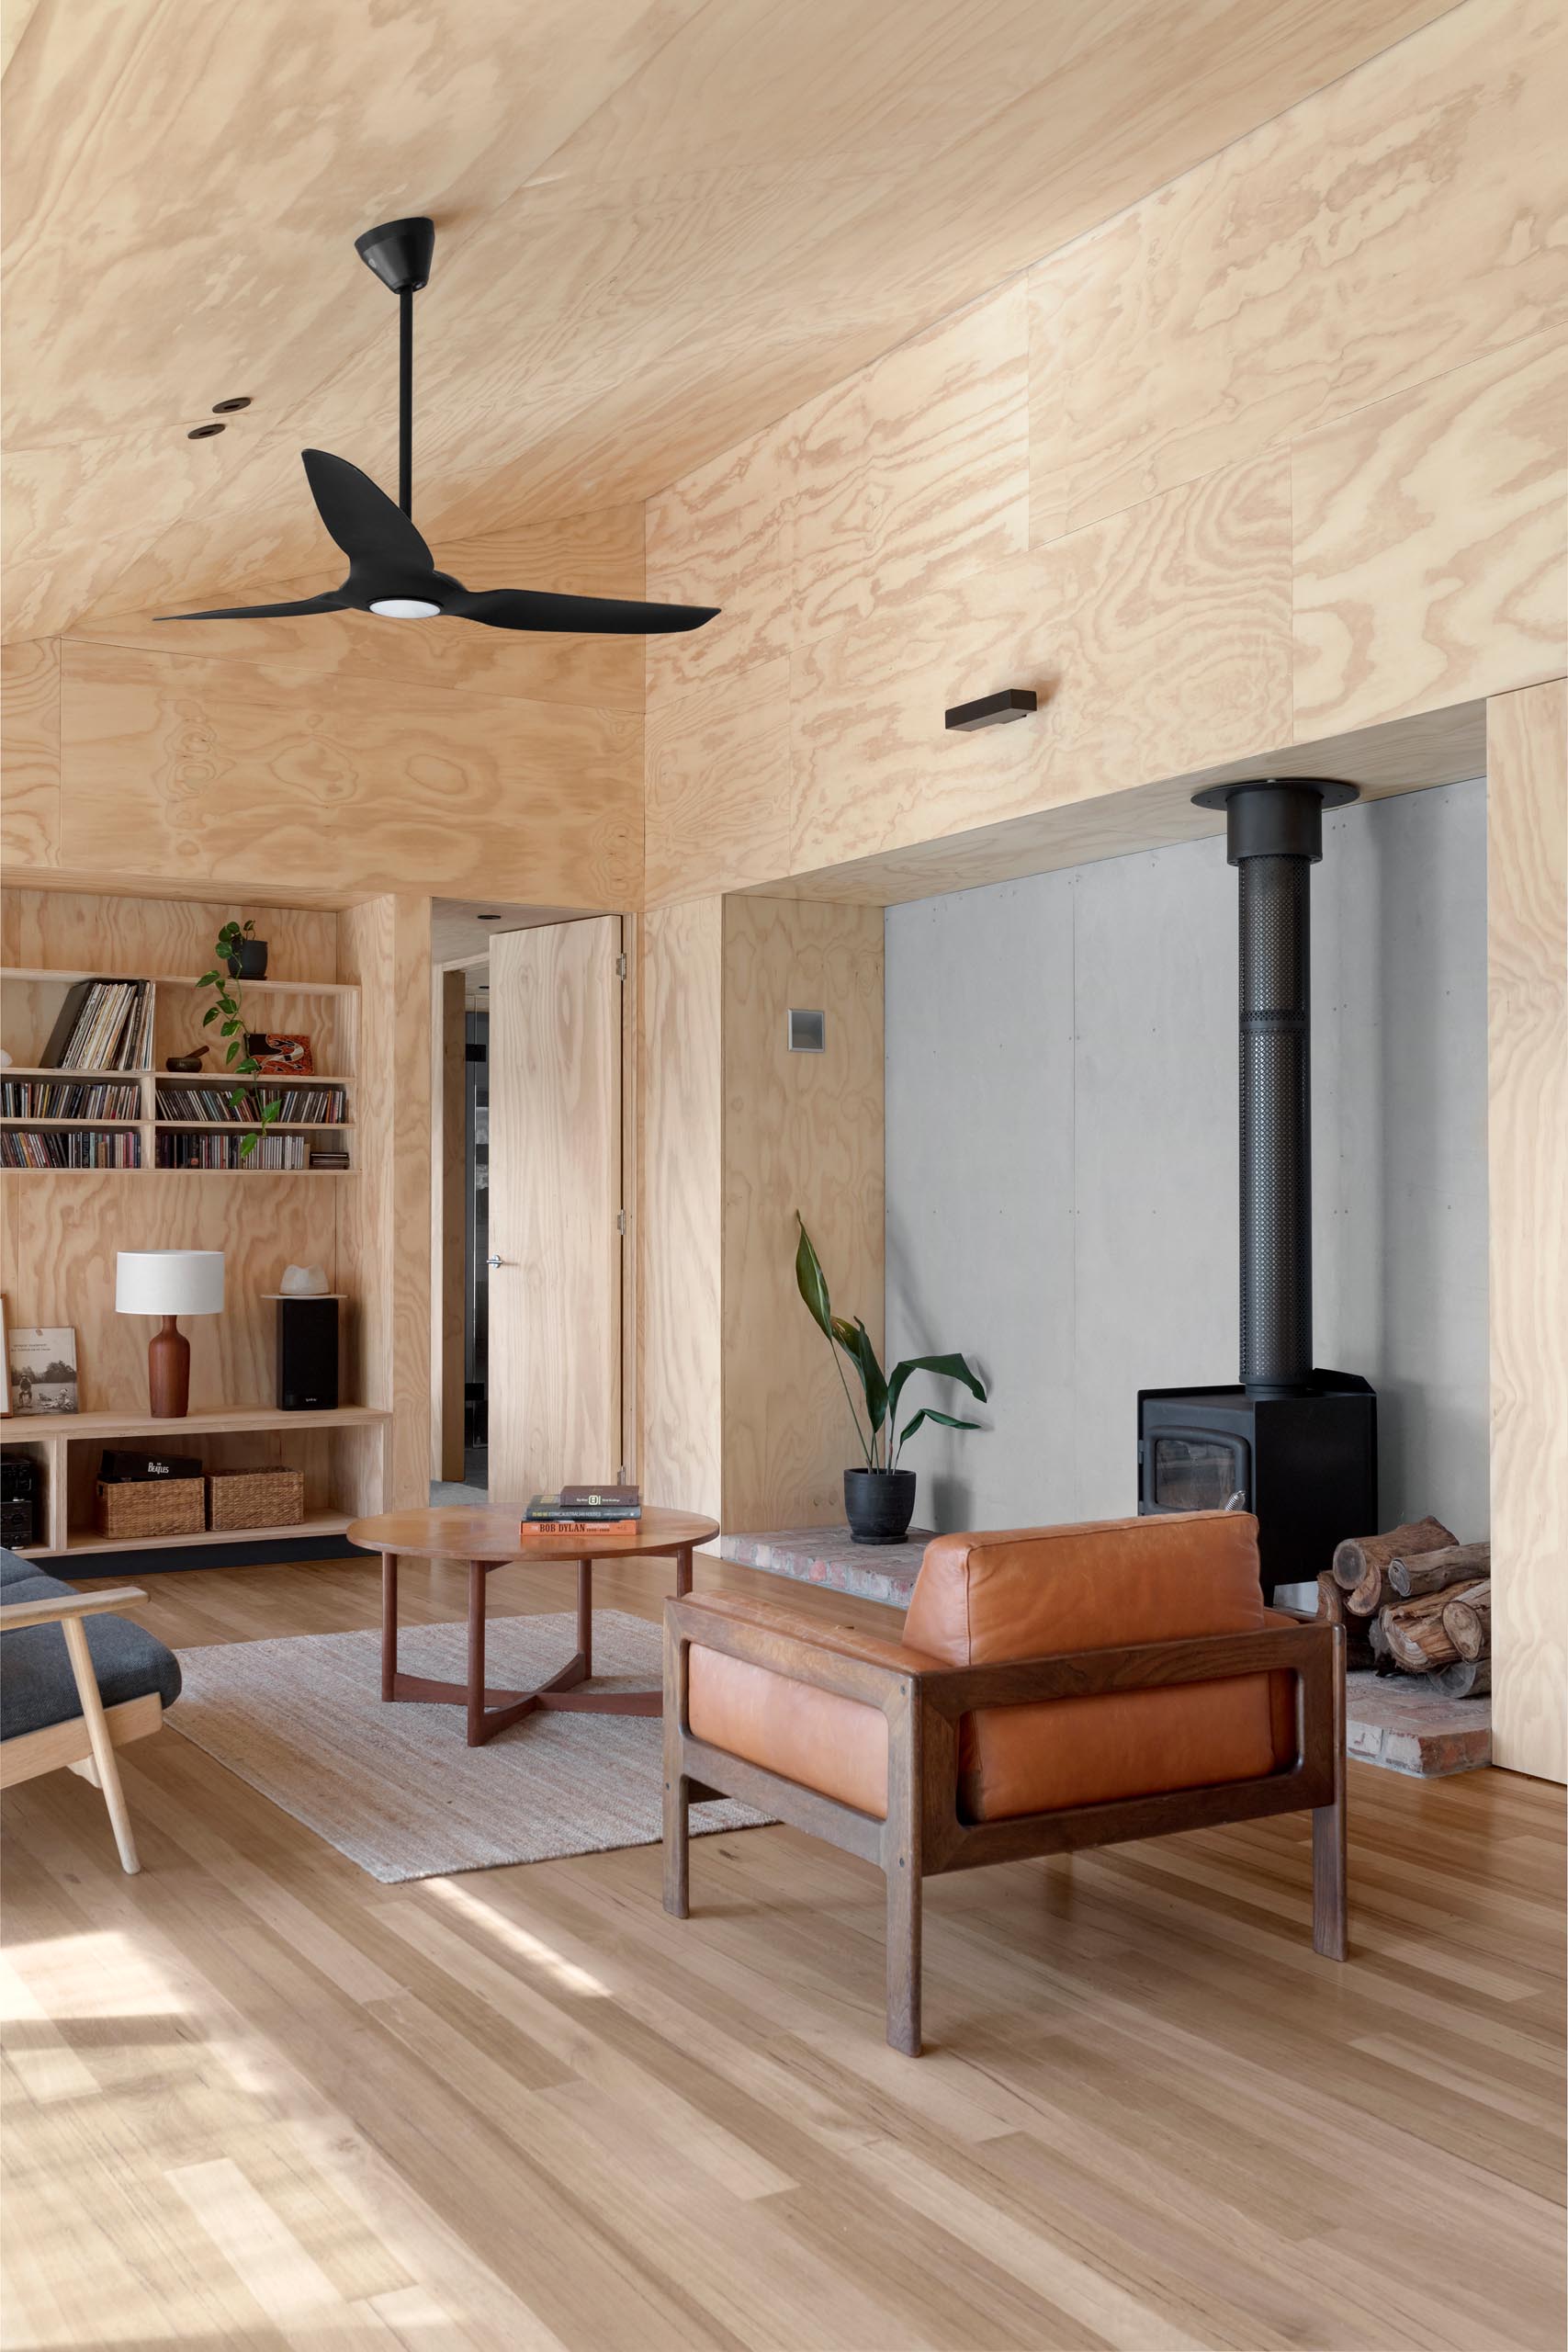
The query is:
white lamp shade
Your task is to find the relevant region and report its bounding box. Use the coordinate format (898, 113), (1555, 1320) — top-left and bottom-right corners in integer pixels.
(115, 1250), (225, 1317)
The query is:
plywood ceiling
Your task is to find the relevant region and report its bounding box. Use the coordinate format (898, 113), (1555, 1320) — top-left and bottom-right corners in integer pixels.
(3, 0), (1453, 641)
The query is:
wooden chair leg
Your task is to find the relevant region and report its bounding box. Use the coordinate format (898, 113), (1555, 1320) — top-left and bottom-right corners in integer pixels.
(662, 1615), (690, 1917)
(61, 1616), (140, 1875)
(663, 1770), (691, 1919)
(1313, 1620), (1348, 1960)
(886, 1860), (922, 2055)
(1314, 1789), (1348, 1959)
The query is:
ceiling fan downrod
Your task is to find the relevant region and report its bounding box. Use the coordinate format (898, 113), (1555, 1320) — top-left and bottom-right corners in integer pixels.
(353, 216), (435, 519)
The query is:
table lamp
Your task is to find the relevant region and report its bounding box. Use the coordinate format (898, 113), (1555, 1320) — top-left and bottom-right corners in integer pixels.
(115, 1250), (225, 1419)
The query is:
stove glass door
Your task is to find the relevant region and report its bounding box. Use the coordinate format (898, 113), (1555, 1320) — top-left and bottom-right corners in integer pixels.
(1147, 1430), (1250, 1513)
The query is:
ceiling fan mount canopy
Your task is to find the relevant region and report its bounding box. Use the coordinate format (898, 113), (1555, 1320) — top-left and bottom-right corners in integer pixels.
(354, 214), (435, 295)
(157, 217), (718, 639)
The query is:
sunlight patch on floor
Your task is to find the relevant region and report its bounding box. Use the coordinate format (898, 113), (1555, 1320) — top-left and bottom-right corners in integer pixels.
(425, 1877), (610, 1996)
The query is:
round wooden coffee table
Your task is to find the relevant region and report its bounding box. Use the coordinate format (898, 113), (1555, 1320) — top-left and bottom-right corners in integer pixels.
(345, 1505), (719, 1747)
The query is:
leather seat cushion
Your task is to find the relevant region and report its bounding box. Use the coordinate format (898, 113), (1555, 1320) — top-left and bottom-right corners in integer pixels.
(902, 1512), (1293, 1823)
(688, 1645), (889, 1819)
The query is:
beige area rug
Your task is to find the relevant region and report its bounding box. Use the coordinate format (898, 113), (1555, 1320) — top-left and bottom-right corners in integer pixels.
(171, 1609), (771, 1883)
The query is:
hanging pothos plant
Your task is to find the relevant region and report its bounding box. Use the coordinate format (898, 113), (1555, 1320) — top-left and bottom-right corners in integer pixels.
(795, 1214), (987, 1471)
(197, 921), (282, 1161)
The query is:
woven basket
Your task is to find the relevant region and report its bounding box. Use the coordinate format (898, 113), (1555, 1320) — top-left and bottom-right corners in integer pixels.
(206, 1466), (305, 1532)
(96, 1476), (205, 1541)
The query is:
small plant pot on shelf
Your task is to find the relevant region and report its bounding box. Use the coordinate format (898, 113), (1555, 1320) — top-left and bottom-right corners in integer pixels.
(844, 1467), (917, 1545)
(227, 940), (269, 979)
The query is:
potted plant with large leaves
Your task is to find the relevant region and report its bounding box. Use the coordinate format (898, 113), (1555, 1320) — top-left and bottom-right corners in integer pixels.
(795, 1215), (987, 1544)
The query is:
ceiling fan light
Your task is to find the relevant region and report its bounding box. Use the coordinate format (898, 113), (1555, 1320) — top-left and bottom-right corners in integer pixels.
(370, 596), (441, 619)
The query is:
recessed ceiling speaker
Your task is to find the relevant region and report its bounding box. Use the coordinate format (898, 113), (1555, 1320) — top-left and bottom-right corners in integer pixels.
(945, 688), (1038, 731)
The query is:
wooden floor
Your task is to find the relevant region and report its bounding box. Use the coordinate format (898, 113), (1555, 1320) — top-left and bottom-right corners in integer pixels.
(3, 1549), (1563, 2352)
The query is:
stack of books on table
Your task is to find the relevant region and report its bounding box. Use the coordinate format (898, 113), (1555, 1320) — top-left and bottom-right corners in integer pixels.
(523, 1486), (642, 1536)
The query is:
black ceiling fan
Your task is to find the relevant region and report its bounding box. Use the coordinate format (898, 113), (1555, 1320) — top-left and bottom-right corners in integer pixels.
(159, 218), (718, 637)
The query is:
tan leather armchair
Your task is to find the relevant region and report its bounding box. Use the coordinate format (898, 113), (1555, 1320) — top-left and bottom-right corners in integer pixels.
(662, 1510), (1346, 2053)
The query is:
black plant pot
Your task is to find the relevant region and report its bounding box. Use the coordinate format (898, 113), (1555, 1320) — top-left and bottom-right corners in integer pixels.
(844, 1466), (917, 1545)
(228, 940), (268, 979)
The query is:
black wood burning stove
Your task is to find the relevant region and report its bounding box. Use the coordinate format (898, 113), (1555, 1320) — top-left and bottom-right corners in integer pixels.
(1138, 778), (1377, 1593)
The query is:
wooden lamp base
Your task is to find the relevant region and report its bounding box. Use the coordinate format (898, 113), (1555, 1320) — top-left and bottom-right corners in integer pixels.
(146, 1316), (191, 1419)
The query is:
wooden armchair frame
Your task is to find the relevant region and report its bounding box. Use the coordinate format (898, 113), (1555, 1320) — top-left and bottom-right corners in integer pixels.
(663, 1594), (1346, 2053)
(0, 1586), (160, 1874)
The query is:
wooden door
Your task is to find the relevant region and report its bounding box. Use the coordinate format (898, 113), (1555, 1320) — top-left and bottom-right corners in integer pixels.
(488, 918), (623, 1509)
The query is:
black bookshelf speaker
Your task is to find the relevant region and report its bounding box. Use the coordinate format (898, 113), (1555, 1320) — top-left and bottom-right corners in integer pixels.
(274, 1295), (340, 1412)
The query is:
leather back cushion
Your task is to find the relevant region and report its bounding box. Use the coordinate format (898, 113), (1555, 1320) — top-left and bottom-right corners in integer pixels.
(903, 1511), (1292, 1820)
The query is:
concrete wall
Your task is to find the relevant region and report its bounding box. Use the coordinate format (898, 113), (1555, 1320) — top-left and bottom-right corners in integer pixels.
(885, 779), (1489, 1542)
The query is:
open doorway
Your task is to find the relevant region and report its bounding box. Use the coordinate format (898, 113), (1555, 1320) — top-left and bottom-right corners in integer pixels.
(431, 900), (629, 1513)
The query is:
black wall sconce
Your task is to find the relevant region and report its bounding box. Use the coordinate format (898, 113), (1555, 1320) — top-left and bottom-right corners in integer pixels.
(944, 688), (1037, 731)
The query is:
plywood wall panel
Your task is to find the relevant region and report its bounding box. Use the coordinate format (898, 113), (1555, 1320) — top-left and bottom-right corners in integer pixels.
(55, 640), (641, 907)
(645, 656), (792, 905)
(638, 898), (724, 1521)
(721, 898), (884, 1532)
(1487, 679), (1567, 1784)
(646, 420), (797, 695)
(790, 280), (1030, 638)
(0, 639), (61, 867)
(1292, 332), (1568, 737)
(770, 702), (1489, 906)
(1027, 0), (1568, 547)
(790, 454), (1292, 870)
(337, 896), (431, 1510)
(0, 1170), (338, 1416)
(0, 885), (339, 981)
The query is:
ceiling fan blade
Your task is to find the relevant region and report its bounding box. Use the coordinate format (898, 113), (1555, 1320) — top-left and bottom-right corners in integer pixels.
(302, 448), (434, 572)
(155, 590), (352, 620)
(446, 585), (719, 636)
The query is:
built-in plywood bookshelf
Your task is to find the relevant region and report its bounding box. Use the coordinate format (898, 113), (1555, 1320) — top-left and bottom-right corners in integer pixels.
(1, 965), (357, 1173)
(0, 885), (421, 1533)
(4, 1404), (390, 1559)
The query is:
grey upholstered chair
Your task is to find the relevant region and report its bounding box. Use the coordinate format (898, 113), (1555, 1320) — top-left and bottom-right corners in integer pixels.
(0, 1547), (181, 1872)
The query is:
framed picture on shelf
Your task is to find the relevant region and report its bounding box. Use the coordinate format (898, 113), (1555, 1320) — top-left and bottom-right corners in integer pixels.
(7, 1326), (79, 1416)
(246, 1033), (313, 1076)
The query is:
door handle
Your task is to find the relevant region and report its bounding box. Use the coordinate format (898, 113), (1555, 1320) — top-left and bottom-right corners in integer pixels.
(486, 1253), (510, 1269)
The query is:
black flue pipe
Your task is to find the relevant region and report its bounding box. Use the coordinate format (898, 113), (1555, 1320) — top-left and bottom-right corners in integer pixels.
(1192, 776), (1359, 1396)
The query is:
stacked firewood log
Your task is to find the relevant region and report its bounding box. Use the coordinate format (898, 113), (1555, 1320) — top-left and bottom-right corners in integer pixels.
(1321, 1519), (1491, 1697)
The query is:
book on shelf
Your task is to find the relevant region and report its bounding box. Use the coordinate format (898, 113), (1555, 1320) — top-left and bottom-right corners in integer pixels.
(40, 978), (153, 1073)
(526, 1489), (642, 1523)
(0, 1129), (140, 1169)
(1, 1079), (141, 1119)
